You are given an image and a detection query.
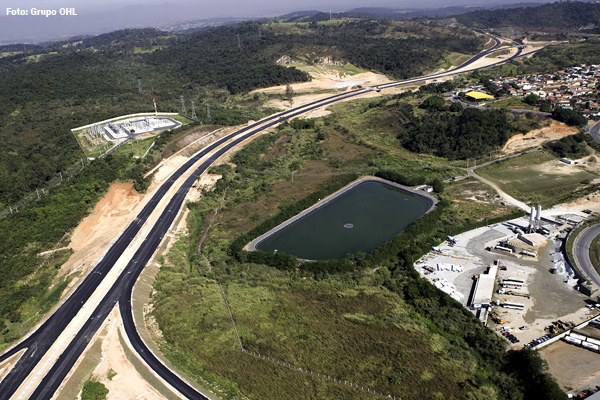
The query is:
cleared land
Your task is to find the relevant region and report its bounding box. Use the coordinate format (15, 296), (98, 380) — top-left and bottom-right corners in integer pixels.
(477, 150), (597, 206)
(540, 340), (600, 394)
(502, 120), (579, 154)
(444, 177), (514, 220)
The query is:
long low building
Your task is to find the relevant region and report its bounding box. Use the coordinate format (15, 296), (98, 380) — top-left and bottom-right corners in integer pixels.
(471, 264), (498, 309)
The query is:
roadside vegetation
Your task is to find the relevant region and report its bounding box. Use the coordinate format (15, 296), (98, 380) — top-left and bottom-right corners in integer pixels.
(151, 90), (563, 400)
(81, 379), (108, 400)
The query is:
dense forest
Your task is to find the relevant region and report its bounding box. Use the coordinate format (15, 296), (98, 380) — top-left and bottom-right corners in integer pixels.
(455, 1), (600, 30)
(0, 26), (308, 206)
(0, 152), (151, 343)
(389, 97), (521, 160)
(0, 21), (482, 208)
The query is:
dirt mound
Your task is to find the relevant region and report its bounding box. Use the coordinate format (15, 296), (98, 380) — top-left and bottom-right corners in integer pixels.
(503, 121), (579, 154)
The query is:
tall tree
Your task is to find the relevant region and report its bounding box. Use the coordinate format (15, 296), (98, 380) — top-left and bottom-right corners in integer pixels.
(285, 84), (294, 106)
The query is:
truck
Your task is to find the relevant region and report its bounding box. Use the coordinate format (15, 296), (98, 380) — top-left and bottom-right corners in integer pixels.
(490, 312), (504, 324)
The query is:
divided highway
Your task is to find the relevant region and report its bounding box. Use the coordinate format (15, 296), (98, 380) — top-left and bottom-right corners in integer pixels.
(0, 34), (537, 400)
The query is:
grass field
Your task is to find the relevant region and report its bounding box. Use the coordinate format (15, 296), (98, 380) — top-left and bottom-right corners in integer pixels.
(487, 97), (536, 110)
(439, 52), (472, 70)
(486, 49), (511, 58)
(153, 263), (486, 400)
(477, 150), (597, 206)
(291, 62), (367, 77)
(112, 137), (155, 158)
(0, 249), (73, 351)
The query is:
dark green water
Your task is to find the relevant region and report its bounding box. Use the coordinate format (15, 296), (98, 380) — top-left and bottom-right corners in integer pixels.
(256, 181), (433, 260)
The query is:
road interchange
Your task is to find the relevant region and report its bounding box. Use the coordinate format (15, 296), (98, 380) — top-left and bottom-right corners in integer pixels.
(1, 34), (544, 400)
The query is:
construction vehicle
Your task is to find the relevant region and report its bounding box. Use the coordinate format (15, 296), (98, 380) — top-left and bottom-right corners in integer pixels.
(490, 312), (504, 324)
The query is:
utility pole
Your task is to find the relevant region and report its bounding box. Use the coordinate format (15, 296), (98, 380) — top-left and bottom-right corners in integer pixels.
(180, 95), (186, 114)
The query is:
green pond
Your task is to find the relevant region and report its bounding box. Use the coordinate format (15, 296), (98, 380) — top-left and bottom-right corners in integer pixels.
(255, 180), (434, 260)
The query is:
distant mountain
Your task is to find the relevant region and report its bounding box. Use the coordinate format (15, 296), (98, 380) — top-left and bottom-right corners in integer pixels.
(280, 10), (322, 20)
(455, 1), (600, 29)
(283, 3), (555, 23)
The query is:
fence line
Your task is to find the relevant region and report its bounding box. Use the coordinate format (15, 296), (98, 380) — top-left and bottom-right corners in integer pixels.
(219, 282), (243, 351)
(218, 283), (401, 400)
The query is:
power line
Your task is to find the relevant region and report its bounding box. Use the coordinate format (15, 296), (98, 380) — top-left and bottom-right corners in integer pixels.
(191, 100), (197, 120)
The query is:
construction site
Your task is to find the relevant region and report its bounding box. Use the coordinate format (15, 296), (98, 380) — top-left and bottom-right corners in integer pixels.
(414, 203), (600, 396)
(417, 209), (599, 344)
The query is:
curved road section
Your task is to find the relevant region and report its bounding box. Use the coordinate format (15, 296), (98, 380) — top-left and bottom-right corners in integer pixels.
(0, 33), (535, 400)
(573, 225), (600, 287)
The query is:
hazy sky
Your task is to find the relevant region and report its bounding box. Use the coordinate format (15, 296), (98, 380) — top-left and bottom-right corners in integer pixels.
(1, 0), (554, 44)
(4, 0), (552, 16)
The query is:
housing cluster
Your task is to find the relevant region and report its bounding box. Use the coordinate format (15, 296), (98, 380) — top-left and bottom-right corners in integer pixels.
(491, 64), (600, 118)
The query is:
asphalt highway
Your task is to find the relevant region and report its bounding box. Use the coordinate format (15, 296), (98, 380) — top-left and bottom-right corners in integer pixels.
(573, 225), (600, 288)
(0, 33), (536, 400)
(589, 120), (600, 144)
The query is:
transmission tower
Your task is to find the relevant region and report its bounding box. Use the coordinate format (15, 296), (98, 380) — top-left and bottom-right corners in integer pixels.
(206, 104), (211, 121)
(258, 28), (262, 39)
(237, 34), (241, 49)
(180, 95), (186, 114)
(138, 78), (142, 93)
(191, 101), (197, 120)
